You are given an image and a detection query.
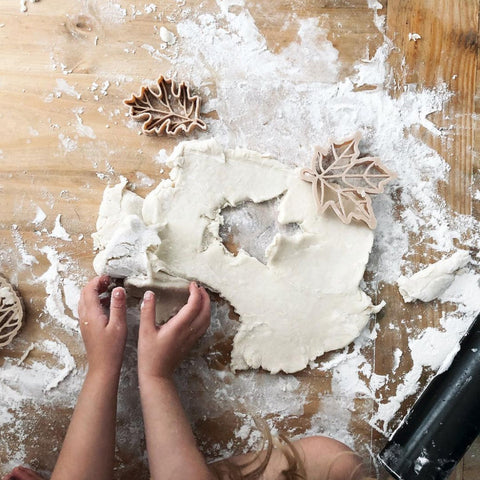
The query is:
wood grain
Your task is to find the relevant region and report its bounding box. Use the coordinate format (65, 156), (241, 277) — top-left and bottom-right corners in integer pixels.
(0, 1), (477, 479)
(378, 1), (479, 479)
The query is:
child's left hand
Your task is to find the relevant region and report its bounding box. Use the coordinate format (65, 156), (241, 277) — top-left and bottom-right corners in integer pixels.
(138, 282), (211, 381)
(78, 276), (127, 376)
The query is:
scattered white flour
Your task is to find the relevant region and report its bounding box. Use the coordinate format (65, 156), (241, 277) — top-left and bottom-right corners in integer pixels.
(58, 133), (78, 154)
(54, 79), (81, 99)
(398, 250), (471, 302)
(440, 271), (480, 313)
(11, 225), (38, 267)
(0, 336), (84, 472)
(100, 80), (110, 96)
(1, 340), (75, 403)
(97, 1), (127, 24)
(63, 277), (81, 319)
(3, 0), (480, 475)
(32, 206), (47, 226)
(141, 43), (164, 61)
(144, 3), (156, 14)
(17, 343), (35, 365)
(392, 348), (402, 374)
(75, 114), (96, 139)
(36, 246), (79, 332)
(408, 33), (422, 42)
(154, 149), (169, 164)
(20, 0), (39, 13)
(135, 171), (155, 187)
(41, 339), (76, 392)
(50, 215), (72, 242)
(370, 312), (472, 435)
(414, 455), (429, 474)
(0, 235), (85, 473)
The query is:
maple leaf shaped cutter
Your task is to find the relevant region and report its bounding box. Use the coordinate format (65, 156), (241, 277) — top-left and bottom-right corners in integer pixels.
(124, 76), (207, 136)
(300, 132), (396, 229)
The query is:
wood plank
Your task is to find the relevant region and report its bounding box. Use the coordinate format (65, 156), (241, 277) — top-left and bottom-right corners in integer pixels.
(375, 1), (479, 479)
(386, 0), (477, 215)
(0, 1), (477, 479)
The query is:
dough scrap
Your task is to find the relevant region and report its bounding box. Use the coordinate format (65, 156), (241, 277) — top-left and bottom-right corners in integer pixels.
(93, 139), (382, 374)
(397, 250), (471, 303)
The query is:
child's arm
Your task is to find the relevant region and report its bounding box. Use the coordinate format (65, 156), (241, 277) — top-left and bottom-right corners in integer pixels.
(138, 283), (213, 480)
(51, 276), (127, 480)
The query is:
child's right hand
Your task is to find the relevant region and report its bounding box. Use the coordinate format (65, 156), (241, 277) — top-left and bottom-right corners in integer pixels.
(78, 276), (127, 377)
(137, 282), (211, 381)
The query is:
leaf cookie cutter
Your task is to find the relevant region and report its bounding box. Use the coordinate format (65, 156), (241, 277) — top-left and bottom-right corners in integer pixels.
(0, 275), (25, 348)
(301, 132), (396, 229)
(124, 76), (207, 136)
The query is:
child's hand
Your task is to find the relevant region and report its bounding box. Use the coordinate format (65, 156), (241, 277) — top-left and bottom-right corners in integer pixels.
(78, 276), (127, 377)
(138, 282), (211, 381)
(1, 466), (44, 480)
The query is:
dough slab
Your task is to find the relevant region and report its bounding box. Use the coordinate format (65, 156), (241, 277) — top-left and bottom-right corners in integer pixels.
(93, 139), (382, 373)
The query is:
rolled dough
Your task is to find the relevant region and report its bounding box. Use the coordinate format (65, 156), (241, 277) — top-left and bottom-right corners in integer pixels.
(93, 139), (382, 374)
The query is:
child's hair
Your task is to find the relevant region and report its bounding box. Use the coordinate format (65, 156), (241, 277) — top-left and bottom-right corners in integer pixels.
(209, 418), (374, 480)
(209, 418), (306, 479)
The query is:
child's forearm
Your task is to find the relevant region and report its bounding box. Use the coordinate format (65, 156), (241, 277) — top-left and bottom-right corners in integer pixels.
(139, 375), (213, 480)
(51, 368), (120, 480)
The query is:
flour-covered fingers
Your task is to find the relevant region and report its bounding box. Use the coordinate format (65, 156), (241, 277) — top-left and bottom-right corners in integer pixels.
(140, 290), (157, 336)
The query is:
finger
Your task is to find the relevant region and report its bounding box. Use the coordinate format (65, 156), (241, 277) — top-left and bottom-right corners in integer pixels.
(81, 276), (110, 324)
(171, 283), (203, 327)
(14, 466), (39, 480)
(82, 276), (110, 301)
(140, 290), (157, 336)
(6, 467), (40, 480)
(190, 287), (211, 336)
(108, 287), (126, 328)
(199, 287), (211, 317)
(192, 317), (210, 339)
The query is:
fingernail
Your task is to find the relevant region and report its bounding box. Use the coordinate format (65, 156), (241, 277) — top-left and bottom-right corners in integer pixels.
(144, 291), (154, 301)
(113, 287), (125, 299)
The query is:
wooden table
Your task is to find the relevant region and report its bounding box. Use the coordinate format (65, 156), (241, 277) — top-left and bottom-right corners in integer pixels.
(0, 1), (478, 479)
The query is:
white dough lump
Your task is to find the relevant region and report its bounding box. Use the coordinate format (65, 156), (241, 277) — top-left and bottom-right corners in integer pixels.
(93, 139), (382, 374)
(397, 250), (471, 303)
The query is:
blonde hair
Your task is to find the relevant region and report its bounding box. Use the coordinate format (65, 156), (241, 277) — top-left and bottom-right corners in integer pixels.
(209, 419), (374, 480)
(209, 419), (306, 479)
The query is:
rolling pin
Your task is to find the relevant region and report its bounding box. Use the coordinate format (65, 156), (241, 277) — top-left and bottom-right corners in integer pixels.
(378, 312), (480, 479)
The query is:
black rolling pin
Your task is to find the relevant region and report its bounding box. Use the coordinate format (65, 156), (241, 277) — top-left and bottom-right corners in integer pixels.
(378, 312), (480, 480)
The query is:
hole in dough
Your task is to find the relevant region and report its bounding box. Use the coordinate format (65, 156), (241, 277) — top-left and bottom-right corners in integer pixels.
(219, 197), (300, 264)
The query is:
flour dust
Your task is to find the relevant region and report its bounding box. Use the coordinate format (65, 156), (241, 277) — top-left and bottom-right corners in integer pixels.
(1, 0), (479, 475)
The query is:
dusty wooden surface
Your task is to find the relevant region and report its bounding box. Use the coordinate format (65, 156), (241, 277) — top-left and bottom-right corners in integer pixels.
(0, 0), (478, 479)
